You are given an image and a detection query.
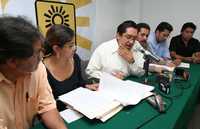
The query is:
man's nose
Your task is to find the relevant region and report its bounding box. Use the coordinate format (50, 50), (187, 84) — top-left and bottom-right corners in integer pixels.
(143, 36), (147, 41)
(164, 36), (168, 40)
(129, 39), (134, 44)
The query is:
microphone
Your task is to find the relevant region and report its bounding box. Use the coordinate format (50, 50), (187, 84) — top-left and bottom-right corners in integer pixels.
(147, 93), (165, 113)
(136, 46), (160, 62)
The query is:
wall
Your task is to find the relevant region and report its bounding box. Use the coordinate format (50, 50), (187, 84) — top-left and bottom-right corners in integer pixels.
(94, 0), (141, 50)
(137, 0), (200, 42)
(124, 0), (140, 23)
(95, 0), (129, 50)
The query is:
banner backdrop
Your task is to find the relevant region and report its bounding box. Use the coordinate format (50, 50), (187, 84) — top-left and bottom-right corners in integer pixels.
(0, 0), (95, 60)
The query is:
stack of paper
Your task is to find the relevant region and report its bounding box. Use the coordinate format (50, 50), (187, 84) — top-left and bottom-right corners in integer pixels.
(177, 62), (190, 68)
(98, 72), (154, 106)
(59, 72), (154, 122)
(149, 63), (175, 72)
(59, 87), (121, 120)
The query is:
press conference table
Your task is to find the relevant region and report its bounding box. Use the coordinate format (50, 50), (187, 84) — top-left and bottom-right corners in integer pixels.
(31, 64), (200, 129)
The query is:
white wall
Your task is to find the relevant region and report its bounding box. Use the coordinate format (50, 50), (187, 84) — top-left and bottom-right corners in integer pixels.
(94, 0), (141, 50)
(140, 0), (200, 41)
(124, 0), (140, 23)
(94, 0), (132, 50)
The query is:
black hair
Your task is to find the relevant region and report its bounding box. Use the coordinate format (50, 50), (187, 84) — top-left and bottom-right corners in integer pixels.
(117, 20), (137, 35)
(181, 22), (196, 32)
(155, 22), (173, 33)
(0, 16), (42, 64)
(44, 24), (74, 55)
(137, 23), (150, 32)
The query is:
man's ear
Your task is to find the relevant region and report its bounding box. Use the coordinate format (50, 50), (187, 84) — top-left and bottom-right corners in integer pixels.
(6, 58), (17, 69)
(155, 30), (159, 35)
(116, 33), (122, 40)
(155, 30), (160, 38)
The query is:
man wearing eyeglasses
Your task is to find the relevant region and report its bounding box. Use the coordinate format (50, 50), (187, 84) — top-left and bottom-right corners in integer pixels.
(0, 16), (67, 129)
(86, 20), (145, 79)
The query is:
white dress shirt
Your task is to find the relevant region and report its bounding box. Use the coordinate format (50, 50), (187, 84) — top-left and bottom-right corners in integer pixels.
(86, 39), (145, 79)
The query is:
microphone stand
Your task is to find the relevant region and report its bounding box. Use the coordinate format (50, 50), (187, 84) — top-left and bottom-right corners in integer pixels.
(143, 55), (150, 84)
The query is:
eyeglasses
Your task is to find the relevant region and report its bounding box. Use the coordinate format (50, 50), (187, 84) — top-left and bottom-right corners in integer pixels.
(31, 48), (45, 60)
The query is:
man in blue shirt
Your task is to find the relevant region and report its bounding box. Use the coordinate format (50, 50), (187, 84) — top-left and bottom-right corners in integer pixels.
(148, 22), (173, 60)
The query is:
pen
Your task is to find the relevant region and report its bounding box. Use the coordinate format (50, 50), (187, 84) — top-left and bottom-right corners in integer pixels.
(26, 92), (29, 102)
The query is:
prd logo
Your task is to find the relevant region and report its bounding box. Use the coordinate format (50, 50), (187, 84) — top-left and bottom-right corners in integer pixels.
(35, 0), (76, 37)
(35, 0), (92, 50)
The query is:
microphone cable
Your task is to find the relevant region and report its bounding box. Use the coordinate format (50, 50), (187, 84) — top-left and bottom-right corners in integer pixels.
(174, 79), (191, 90)
(135, 91), (173, 129)
(134, 72), (190, 129)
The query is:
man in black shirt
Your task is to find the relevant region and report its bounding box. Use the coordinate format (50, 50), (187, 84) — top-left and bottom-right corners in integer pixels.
(169, 22), (200, 63)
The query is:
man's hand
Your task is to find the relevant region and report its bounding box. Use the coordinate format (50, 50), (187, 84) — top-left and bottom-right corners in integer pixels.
(171, 59), (181, 66)
(118, 47), (134, 64)
(184, 57), (193, 63)
(112, 71), (126, 79)
(192, 53), (200, 63)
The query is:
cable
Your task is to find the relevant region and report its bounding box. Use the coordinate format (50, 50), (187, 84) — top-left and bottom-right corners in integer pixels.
(135, 113), (160, 129)
(156, 88), (183, 99)
(135, 95), (173, 129)
(134, 74), (190, 129)
(174, 80), (191, 90)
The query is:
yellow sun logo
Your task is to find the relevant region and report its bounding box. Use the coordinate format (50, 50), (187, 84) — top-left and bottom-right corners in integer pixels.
(44, 5), (70, 27)
(35, 0), (92, 50)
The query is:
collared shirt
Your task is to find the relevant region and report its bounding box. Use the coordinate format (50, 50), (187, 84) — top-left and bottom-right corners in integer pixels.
(169, 35), (200, 57)
(0, 62), (56, 129)
(147, 32), (170, 59)
(86, 39), (145, 79)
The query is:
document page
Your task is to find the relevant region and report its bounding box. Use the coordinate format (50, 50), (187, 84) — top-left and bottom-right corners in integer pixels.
(99, 72), (154, 106)
(60, 109), (83, 123)
(149, 63), (175, 72)
(59, 87), (121, 119)
(177, 62), (190, 68)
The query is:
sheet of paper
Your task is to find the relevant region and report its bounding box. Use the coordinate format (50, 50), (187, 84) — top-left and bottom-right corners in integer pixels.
(177, 62), (190, 68)
(99, 72), (154, 106)
(59, 87), (121, 119)
(100, 105), (123, 122)
(60, 109), (83, 123)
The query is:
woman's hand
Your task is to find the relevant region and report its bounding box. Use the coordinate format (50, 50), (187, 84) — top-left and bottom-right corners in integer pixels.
(85, 83), (99, 91)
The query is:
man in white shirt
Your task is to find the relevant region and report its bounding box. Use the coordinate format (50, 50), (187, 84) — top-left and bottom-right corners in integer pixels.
(86, 20), (145, 79)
